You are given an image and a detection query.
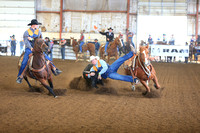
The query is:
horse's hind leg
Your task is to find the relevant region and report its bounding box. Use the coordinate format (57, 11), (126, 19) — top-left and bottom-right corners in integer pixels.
(24, 76), (32, 88)
(152, 75), (161, 89)
(140, 80), (151, 95)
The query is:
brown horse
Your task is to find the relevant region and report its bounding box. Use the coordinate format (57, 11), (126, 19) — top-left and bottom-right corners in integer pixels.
(124, 44), (162, 95)
(18, 38), (57, 98)
(70, 37), (95, 62)
(99, 37), (122, 63)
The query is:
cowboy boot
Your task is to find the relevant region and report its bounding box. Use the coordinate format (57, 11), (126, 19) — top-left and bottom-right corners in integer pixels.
(52, 68), (62, 76)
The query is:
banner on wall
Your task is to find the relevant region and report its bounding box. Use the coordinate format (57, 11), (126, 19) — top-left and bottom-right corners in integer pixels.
(150, 45), (189, 57)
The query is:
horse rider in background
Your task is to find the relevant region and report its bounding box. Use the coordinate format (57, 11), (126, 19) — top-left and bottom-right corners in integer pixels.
(79, 30), (85, 53)
(16, 19), (62, 84)
(99, 27), (114, 56)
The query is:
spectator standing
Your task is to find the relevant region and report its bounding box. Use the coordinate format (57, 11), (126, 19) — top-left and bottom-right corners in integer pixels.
(190, 35), (195, 46)
(163, 34), (167, 44)
(59, 38), (66, 60)
(94, 39), (100, 56)
(169, 34), (175, 45)
(19, 38), (24, 54)
(48, 40), (54, 60)
(10, 35), (16, 56)
(126, 30), (135, 48)
(148, 35), (153, 44)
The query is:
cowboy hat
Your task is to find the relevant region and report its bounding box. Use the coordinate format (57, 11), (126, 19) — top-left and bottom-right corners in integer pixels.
(28, 19), (42, 26)
(90, 55), (100, 62)
(107, 27), (113, 30)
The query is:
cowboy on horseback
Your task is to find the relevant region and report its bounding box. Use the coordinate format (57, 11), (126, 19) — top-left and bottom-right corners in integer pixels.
(99, 27), (114, 55)
(16, 19), (62, 84)
(79, 30), (85, 53)
(87, 51), (138, 88)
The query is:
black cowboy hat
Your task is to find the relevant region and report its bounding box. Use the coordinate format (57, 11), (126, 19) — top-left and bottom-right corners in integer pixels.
(108, 27), (113, 30)
(28, 19), (42, 26)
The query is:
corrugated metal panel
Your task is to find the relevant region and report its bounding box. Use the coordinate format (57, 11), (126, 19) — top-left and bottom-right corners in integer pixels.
(37, 13), (60, 32)
(36, 0), (60, 11)
(187, 16), (195, 35)
(130, 0), (138, 13)
(0, 1), (34, 8)
(63, 0), (127, 11)
(138, 0), (187, 16)
(0, 0), (35, 40)
(62, 12), (127, 34)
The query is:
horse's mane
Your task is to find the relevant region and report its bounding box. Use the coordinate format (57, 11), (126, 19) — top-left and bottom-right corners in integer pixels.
(33, 38), (44, 53)
(72, 39), (78, 47)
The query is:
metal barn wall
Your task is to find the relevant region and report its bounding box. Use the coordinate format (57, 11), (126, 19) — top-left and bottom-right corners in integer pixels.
(35, 0), (198, 43)
(0, 0), (35, 40)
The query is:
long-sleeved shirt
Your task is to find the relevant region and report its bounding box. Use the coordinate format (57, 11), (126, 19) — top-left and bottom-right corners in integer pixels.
(23, 28), (42, 49)
(99, 31), (114, 42)
(79, 34), (85, 42)
(88, 59), (109, 78)
(94, 42), (101, 51)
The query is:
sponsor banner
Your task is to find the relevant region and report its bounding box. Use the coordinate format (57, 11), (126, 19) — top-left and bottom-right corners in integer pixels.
(150, 45), (189, 57)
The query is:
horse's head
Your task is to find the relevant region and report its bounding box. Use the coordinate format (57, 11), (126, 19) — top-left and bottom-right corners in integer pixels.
(139, 43), (149, 65)
(114, 37), (122, 47)
(34, 38), (48, 53)
(70, 37), (78, 47)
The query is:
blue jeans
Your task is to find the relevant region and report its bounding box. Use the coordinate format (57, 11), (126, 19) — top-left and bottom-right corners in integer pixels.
(79, 42), (84, 52)
(61, 47), (65, 59)
(107, 51), (134, 82)
(95, 50), (99, 56)
(129, 37), (135, 48)
(17, 48), (52, 77)
(11, 45), (16, 56)
(105, 41), (109, 54)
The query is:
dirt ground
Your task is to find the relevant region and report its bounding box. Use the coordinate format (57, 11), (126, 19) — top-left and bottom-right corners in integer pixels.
(0, 56), (200, 133)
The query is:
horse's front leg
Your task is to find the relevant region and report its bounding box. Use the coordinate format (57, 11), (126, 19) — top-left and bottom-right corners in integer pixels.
(131, 82), (135, 91)
(107, 55), (110, 63)
(24, 76), (32, 88)
(75, 53), (78, 62)
(39, 79), (57, 98)
(48, 76), (53, 89)
(140, 80), (151, 95)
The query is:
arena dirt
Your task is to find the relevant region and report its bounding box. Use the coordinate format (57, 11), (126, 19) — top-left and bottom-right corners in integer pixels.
(0, 56), (200, 133)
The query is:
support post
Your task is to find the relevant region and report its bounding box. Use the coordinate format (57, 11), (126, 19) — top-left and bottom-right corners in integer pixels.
(60, 0), (63, 40)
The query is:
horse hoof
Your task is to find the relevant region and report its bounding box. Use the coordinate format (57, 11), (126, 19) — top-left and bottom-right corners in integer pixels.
(54, 96), (58, 98)
(131, 85), (135, 91)
(142, 91), (148, 95)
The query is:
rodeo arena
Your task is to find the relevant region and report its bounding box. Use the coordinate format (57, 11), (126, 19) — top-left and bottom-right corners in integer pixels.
(1, 0), (200, 132)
